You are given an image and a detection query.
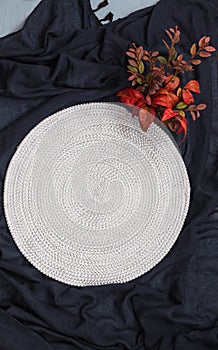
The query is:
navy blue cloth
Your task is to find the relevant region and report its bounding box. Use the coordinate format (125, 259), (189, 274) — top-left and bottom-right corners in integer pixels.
(0, 0), (217, 349)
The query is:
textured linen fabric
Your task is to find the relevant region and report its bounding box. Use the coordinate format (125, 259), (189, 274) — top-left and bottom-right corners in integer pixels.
(0, 0), (217, 349)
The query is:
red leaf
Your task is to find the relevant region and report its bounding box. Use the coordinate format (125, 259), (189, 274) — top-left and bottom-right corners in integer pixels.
(168, 92), (180, 107)
(188, 104), (196, 111)
(184, 80), (200, 93)
(182, 89), (194, 104)
(128, 59), (138, 67)
(198, 51), (212, 57)
(126, 51), (136, 59)
(164, 75), (180, 91)
(117, 88), (144, 99)
(151, 51), (159, 57)
(138, 109), (155, 132)
(196, 110), (200, 118)
(198, 36), (206, 47)
(128, 75), (135, 81)
(145, 95), (152, 105)
(175, 115), (188, 141)
(137, 46), (143, 53)
(197, 103), (207, 110)
(190, 110), (196, 121)
(165, 29), (173, 40)
(117, 88), (146, 107)
(151, 90), (179, 109)
(161, 108), (178, 122)
(149, 89), (156, 95)
(204, 45), (216, 52)
(132, 106), (140, 117)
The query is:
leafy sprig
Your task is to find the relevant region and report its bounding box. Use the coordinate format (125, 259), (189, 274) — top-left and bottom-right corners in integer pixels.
(117, 26), (216, 140)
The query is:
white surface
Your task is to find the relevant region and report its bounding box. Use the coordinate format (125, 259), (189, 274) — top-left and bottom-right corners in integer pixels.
(90, 0), (159, 20)
(0, 0), (41, 37)
(0, 0), (159, 37)
(4, 103), (190, 286)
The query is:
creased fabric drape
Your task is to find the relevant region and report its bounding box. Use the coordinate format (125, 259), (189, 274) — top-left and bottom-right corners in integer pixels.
(0, 0), (217, 349)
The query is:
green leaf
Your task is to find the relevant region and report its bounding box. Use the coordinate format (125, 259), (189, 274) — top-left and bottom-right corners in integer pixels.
(175, 102), (188, 109)
(127, 65), (138, 73)
(138, 61), (145, 74)
(169, 47), (177, 61)
(136, 77), (143, 84)
(177, 110), (186, 117)
(157, 56), (168, 65)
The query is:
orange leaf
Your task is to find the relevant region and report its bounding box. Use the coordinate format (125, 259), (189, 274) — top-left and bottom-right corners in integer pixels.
(175, 116), (188, 141)
(192, 59), (201, 65)
(153, 88), (169, 95)
(168, 92), (180, 107)
(151, 51), (159, 57)
(184, 80), (200, 93)
(177, 87), (182, 97)
(151, 90), (179, 109)
(190, 43), (196, 56)
(161, 108), (178, 122)
(182, 89), (194, 104)
(164, 75), (180, 91)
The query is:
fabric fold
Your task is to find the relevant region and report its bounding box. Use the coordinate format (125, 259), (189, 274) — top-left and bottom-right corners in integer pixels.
(0, 0), (217, 349)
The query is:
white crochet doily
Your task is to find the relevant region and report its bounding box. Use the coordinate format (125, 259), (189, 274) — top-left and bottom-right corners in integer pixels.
(3, 103), (190, 286)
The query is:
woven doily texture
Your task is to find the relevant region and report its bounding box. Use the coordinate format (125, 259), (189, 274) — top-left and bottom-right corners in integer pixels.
(3, 103), (190, 286)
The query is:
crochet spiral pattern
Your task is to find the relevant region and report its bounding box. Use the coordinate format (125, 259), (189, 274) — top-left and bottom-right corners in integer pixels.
(3, 103), (190, 286)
